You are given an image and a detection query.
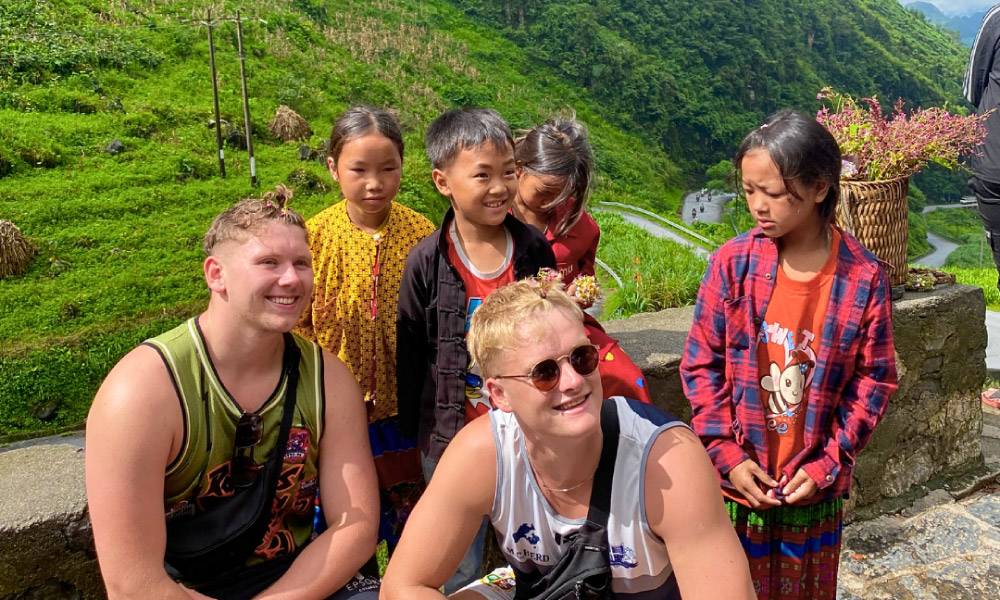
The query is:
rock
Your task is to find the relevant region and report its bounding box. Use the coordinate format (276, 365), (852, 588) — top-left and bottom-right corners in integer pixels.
(902, 488), (954, 517)
(286, 168), (327, 193)
(225, 126), (247, 151)
(0, 445), (102, 599)
(103, 139), (124, 155)
(604, 284), (987, 513)
(298, 144), (316, 162)
(317, 139), (331, 165)
(30, 399), (60, 421)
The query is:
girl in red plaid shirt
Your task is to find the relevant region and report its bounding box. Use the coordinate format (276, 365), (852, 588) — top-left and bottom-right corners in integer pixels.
(511, 117), (652, 404)
(681, 110), (897, 599)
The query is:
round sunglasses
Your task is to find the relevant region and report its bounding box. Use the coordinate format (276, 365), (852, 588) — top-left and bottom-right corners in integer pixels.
(493, 344), (600, 392)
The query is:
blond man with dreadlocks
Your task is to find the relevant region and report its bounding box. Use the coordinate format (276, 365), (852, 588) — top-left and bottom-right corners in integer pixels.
(86, 185), (380, 599)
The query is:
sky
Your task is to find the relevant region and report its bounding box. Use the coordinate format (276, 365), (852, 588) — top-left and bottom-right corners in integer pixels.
(901, 0), (997, 16)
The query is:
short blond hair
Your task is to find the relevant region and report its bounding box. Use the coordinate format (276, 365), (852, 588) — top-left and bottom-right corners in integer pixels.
(203, 184), (307, 255)
(467, 276), (584, 378)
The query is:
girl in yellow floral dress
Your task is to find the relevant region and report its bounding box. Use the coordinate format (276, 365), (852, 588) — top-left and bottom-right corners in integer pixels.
(297, 106), (435, 550)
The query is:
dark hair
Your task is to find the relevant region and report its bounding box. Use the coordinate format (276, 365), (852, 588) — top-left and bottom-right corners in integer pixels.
(514, 118), (594, 238)
(425, 108), (514, 170)
(735, 109), (841, 225)
(203, 184), (306, 255)
(328, 106), (404, 165)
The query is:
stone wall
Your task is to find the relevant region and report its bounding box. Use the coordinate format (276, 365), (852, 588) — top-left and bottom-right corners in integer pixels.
(0, 284), (986, 599)
(605, 282), (987, 511)
(0, 444), (101, 600)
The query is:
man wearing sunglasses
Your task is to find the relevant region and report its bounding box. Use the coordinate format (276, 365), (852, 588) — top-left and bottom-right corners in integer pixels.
(382, 278), (755, 600)
(86, 189), (380, 599)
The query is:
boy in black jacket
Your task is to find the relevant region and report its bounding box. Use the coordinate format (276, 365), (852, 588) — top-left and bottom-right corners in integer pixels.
(396, 108), (556, 591)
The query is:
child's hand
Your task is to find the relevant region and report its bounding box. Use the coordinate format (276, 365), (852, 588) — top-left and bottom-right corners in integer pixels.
(727, 460), (781, 509)
(781, 468), (819, 505)
(564, 282), (591, 308)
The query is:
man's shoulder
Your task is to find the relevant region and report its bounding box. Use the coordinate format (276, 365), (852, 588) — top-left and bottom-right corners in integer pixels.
(93, 342), (181, 422)
(641, 416), (707, 493)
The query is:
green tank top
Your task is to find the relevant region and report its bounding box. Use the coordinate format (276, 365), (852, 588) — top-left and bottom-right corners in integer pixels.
(147, 317), (324, 564)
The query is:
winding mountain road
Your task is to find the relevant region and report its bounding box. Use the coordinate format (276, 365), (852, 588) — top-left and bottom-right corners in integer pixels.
(918, 231), (959, 268)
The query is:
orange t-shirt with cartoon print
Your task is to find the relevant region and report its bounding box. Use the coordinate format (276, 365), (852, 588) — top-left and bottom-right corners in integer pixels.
(756, 227), (841, 486)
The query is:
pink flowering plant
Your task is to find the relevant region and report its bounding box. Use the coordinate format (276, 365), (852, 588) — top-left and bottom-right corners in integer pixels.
(816, 87), (991, 181)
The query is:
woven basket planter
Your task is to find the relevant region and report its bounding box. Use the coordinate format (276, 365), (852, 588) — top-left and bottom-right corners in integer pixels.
(836, 176), (909, 287)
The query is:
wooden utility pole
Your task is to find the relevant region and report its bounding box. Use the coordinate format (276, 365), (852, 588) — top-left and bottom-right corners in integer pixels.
(235, 9), (257, 187)
(206, 10), (225, 178)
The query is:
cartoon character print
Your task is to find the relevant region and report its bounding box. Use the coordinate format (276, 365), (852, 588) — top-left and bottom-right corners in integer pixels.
(465, 357), (492, 414)
(761, 360), (809, 417)
(285, 429), (310, 463)
(757, 320), (817, 435)
(609, 544), (639, 569)
(464, 297), (493, 416)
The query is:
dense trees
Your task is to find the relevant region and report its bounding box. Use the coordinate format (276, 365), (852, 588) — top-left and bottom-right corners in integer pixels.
(446, 0), (969, 177)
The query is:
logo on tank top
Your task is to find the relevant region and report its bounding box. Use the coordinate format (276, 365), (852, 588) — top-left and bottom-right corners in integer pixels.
(284, 428), (311, 463)
(609, 544), (639, 568)
(513, 523), (540, 544)
(509, 523), (549, 563)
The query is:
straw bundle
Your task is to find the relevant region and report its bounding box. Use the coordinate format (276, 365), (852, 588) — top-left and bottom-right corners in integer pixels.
(268, 106), (313, 142)
(0, 219), (34, 279)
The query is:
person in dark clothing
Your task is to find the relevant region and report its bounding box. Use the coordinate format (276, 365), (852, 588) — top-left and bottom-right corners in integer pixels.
(396, 108), (556, 593)
(965, 4), (1000, 291)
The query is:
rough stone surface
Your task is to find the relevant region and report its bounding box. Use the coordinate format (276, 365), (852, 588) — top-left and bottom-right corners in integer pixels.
(838, 481), (1000, 599)
(605, 283), (987, 511)
(603, 305), (694, 422)
(0, 445), (102, 599)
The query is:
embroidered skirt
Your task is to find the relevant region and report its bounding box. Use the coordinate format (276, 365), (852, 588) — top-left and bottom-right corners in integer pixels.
(369, 415), (424, 549)
(727, 497), (843, 600)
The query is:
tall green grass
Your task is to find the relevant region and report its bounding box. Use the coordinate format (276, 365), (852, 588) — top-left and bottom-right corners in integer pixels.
(592, 212), (707, 318)
(939, 266), (1000, 311)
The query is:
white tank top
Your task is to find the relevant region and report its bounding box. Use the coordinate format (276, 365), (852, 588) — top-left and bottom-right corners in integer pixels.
(489, 397), (686, 598)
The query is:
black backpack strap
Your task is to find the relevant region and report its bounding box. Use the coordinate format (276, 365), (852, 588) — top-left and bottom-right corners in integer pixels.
(267, 333), (301, 470)
(586, 399), (620, 528)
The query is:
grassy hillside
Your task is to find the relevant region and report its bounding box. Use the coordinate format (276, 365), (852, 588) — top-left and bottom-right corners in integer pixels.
(445, 0), (971, 175)
(0, 0), (687, 437)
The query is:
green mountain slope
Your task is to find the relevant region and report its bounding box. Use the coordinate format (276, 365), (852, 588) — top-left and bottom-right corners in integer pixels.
(445, 0), (971, 171)
(0, 0), (684, 436)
